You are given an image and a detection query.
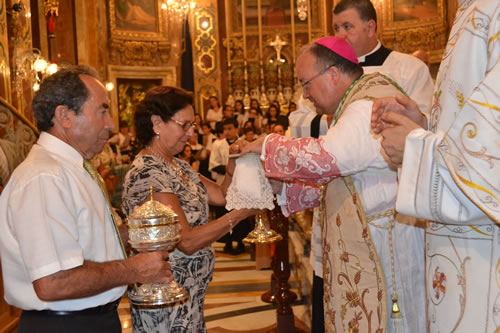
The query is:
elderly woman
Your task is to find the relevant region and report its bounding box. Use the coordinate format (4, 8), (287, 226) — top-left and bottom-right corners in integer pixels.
(122, 86), (257, 332)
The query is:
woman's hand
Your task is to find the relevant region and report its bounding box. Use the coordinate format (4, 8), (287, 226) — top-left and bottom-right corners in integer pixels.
(226, 157), (235, 178)
(232, 208), (266, 222)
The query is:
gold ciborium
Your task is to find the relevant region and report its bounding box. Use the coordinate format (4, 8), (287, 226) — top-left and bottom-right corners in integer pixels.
(127, 190), (189, 306)
(243, 213), (282, 244)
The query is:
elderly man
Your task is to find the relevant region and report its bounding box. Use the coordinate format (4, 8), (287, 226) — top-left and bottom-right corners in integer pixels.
(372, 0), (500, 331)
(0, 66), (172, 332)
(240, 37), (425, 332)
(333, 0), (433, 113)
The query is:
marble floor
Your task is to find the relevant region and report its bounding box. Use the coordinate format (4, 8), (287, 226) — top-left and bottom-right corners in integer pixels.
(118, 242), (311, 332)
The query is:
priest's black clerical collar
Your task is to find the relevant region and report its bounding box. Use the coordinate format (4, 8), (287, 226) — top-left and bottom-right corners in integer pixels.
(358, 44), (392, 67)
(226, 138), (238, 145)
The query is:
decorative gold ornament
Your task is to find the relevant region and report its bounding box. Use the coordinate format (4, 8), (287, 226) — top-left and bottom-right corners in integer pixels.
(44, 0), (59, 16)
(243, 214), (282, 244)
(127, 186), (188, 305)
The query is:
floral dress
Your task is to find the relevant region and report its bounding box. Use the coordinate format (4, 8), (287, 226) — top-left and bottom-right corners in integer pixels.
(122, 154), (215, 333)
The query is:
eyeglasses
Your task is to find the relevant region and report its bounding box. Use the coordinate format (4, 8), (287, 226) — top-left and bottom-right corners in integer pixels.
(170, 118), (196, 131)
(301, 64), (335, 90)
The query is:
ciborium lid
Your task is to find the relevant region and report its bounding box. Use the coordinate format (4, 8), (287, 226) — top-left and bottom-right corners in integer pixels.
(128, 186), (179, 228)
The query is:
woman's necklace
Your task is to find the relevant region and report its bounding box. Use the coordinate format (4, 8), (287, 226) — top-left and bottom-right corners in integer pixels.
(146, 145), (189, 182)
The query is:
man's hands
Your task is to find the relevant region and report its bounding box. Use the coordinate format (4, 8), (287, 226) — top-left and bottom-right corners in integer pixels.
(371, 95), (427, 134)
(371, 95), (427, 166)
(126, 251), (173, 284)
(32, 251), (173, 302)
(376, 112), (422, 165)
(269, 179), (284, 195)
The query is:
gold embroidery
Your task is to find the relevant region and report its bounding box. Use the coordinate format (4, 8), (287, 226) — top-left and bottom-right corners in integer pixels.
(456, 91), (465, 109)
(496, 259), (500, 289)
(488, 30), (500, 48)
(470, 99), (500, 112)
(456, 172), (498, 201)
(465, 122), (477, 138)
(468, 225), (492, 236)
(458, 123), (497, 168)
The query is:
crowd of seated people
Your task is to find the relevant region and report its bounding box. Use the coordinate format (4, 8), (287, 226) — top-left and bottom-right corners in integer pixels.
(92, 120), (138, 207)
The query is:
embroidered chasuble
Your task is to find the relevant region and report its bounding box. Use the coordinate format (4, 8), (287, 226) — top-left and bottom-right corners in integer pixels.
(322, 74), (405, 333)
(322, 177), (387, 333)
(263, 73), (424, 332)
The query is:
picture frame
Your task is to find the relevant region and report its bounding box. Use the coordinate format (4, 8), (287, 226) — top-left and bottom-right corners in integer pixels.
(392, 0), (440, 22)
(107, 65), (176, 127)
(228, 0), (325, 35)
(115, 78), (162, 127)
(109, 0), (168, 41)
(380, 0), (448, 61)
(388, 0), (442, 25)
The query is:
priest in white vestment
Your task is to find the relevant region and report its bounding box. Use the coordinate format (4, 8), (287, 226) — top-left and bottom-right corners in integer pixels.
(333, 0), (434, 114)
(371, 1), (500, 331)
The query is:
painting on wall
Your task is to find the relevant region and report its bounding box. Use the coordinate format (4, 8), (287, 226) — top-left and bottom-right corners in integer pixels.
(245, 0), (292, 26)
(107, 65), (176, 127)
(109, 0), (166, 40)
(380, 0), (447, 62)
(116, 78), (161, 126)
(114, 0), (157, 32)
(230, 0), (321, 32)
(393, 0), (439, 22)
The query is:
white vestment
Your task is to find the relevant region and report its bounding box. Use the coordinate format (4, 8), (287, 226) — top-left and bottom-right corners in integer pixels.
(208, 138), (228, 184)
(360, 41), (434, 114)
(396, 1), (500, 331)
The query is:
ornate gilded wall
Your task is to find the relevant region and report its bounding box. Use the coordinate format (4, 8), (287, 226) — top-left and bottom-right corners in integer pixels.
(219, 0), (329, 111)
(189, 0), (220, 118)
(0, 1), (9, 103)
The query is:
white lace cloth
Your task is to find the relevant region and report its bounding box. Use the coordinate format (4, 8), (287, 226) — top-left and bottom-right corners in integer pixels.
(225, 153), (275, 210)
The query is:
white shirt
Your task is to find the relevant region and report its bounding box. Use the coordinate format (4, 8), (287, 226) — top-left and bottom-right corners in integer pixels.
(209, 138), (229, 184)
(0, 132), (126, 311)
(206, 108), (223, 130)
(288, 96), (329, 140)
(360, 41), (434, 114)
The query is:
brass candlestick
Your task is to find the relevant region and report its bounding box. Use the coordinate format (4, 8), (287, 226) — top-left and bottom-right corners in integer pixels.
(243, 213), (282, 244)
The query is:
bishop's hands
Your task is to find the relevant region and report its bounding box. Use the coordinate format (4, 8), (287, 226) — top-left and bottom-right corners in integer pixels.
(371, 95), (427, 166)
(230, 137), (283, 195)
(231, 136), (266, 157)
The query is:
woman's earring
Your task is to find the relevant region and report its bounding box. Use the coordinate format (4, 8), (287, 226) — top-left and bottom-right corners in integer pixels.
(156, 132), (160, 139)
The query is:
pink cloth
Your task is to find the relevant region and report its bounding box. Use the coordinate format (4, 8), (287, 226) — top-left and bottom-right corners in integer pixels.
(261, 134), (341, 216)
